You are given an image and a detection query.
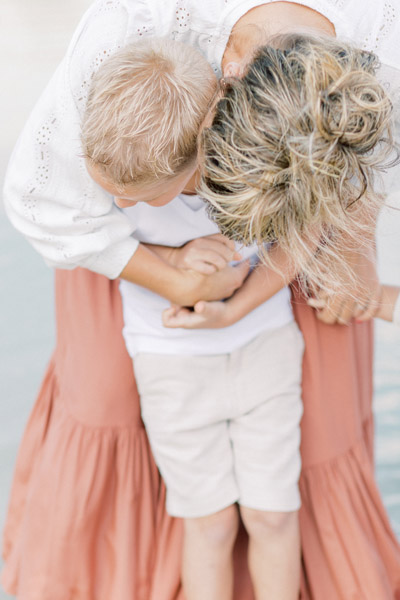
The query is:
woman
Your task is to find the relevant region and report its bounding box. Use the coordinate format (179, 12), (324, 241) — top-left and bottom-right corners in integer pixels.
(2, 1), (400, 599)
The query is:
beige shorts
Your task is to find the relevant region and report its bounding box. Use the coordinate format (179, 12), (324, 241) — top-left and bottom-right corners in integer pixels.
(134, 321), (304, 518)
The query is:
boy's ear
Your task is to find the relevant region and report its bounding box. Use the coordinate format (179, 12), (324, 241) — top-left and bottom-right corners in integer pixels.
(223, 61), (242, 77)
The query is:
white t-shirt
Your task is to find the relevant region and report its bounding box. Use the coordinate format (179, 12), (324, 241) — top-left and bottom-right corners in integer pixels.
(3, 0), (400, 278)
(119, 194), (293, 356)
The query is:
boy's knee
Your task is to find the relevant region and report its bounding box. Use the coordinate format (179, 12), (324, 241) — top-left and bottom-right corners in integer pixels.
(240, 507), (298, 541)
(184, 505), (239, 549)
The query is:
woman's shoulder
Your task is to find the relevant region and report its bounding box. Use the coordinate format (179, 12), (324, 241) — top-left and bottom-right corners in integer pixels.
(147, 0), (398, 74)
(146, 0), (228, 33)
(144, 0), (238, 73)
(263, 0), (399, 62)
(66, 0), (155, 115)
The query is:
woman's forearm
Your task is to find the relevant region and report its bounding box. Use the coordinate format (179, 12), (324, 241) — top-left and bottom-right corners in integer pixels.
(119, 244), (248, 306)
(141, 243), (177, 265)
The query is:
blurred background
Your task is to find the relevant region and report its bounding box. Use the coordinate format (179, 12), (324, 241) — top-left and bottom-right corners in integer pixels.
(0, 2), (399, 598)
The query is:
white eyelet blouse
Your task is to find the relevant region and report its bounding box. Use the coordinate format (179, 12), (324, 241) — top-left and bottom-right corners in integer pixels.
(3, 0), (400, 278)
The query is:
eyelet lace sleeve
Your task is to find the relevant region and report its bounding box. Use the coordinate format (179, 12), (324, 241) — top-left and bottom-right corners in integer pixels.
(3, 0), (154, 279)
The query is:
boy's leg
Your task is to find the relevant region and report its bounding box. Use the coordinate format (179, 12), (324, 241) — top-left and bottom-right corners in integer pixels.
(240, 507), (300, 600)
(226, 322), (304, 599)
(182, 505), (239, 600)
(133, 352), (241, 599)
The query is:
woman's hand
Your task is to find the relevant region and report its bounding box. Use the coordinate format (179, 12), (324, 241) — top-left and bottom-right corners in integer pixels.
(146, 234), (242, 274)
(181, 260), (251, 306)
(163, 242), (298, 329)
(120, 243), (250, 307)
(307, 285), (382, 324)
(307, 245), (381, 324)
(163, 300), (234, 329)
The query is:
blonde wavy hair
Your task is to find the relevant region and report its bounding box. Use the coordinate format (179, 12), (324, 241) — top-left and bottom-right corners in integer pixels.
(82, 38), (216, 188)
(200, 33), (396, 294)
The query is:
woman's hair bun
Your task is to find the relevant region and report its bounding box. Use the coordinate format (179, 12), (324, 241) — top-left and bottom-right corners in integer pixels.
(199, 32), (396, 295)
(268, 34), (391, 157)
(313, 49), (388, 154)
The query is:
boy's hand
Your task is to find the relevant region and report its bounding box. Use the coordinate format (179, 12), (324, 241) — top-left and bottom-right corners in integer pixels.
(163, 300), (234, 329)
(184, 259), (251, 305)
(169, 234), (242, 274)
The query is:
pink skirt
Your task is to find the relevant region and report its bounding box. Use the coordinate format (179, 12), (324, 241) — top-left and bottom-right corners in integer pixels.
(2, 269), (400, 599)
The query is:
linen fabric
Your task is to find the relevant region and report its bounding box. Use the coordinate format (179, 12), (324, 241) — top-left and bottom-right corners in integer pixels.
(134, 322), (304, 517)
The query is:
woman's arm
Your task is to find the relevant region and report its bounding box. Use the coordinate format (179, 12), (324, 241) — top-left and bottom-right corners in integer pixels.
(5, 4), (151, 280)
(162, 244), (297, 328)
(119, 243), (250, 306)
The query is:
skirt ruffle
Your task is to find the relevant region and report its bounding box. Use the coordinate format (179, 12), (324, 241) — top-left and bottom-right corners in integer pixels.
(291, 284), (400, 599)
(1, 358), (184, 600)
(300, 415), (400, 599)
(3, 271), (400, 599)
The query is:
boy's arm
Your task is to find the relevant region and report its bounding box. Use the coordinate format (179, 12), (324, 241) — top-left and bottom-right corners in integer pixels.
(119, 243), (250, 307)
(163, 245), (297, 328)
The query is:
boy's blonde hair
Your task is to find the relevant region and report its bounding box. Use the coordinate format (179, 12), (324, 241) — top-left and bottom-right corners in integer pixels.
(82, 38), (216, 188)
(200, 33), (396, 294)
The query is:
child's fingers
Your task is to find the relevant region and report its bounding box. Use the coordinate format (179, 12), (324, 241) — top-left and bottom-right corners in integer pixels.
(185, 247), (242, 274)
(194, 300), (206, 314)
(234, 259), (251, 283)
(161, 305), (181, 321)
(162, 306), (205, 328)
(190, 261), (217, 275)
(162, 306), (192, 327)
(189, 237), (241, 265)
(194, 249), (230, 271)
(200, 240), (241, 265)
(194, 300), (221, 320)
(164, 304), (180, 316)
(205, 233), (236, 252)
(220, 260), (250, 298)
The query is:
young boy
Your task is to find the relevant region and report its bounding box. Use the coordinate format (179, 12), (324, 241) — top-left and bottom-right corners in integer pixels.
(83, 39), (304, 600)
(82, 37), (249, 310)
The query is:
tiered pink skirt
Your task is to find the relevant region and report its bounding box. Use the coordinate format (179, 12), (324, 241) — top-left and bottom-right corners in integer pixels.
(2, 269), (400, 599)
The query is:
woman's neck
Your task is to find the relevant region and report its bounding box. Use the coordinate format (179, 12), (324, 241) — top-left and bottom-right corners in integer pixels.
(222, 1), (335, 70)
